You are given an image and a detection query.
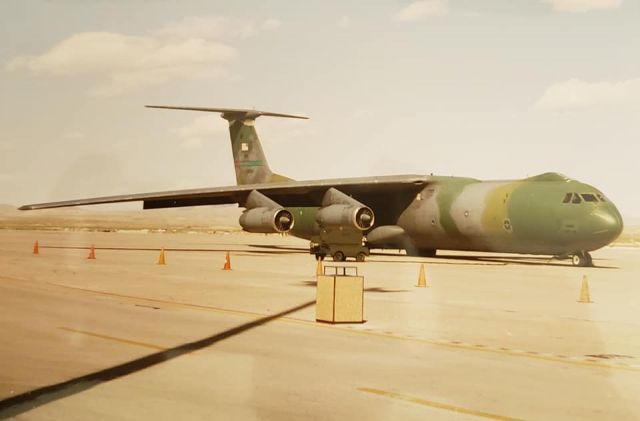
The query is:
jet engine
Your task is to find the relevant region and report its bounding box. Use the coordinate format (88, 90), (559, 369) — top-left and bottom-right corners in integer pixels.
(239, 207), (294, 233)
(239, 190), (294, 233)
(316, 204), (373, 231)
(315, 188), (375, 231)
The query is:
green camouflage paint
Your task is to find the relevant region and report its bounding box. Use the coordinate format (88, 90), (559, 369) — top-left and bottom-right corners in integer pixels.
(288, 207), (320, 240)
(397, 173), (623, 256)
(228, 119), (291, 185)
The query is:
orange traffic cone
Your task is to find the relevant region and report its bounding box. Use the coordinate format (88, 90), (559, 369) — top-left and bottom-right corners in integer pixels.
(416, 263), (428, 288)
(578, 275), (592, 303)
(158, 248), (166, 265)
(222, 251), (231, 270)
(33, 241), (39, 255)
(87, 244), (96, 260)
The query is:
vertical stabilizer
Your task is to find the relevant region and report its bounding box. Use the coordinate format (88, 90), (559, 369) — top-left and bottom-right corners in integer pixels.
(145, 106), (307, 185)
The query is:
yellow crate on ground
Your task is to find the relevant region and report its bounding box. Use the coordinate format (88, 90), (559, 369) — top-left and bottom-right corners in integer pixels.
(316, 266), (364, 323)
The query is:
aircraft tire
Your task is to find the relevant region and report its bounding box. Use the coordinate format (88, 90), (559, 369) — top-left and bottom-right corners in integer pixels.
(585, 252), (593, 266)
(356, 252), (366, 262)
(572, 252), (593, 267)
(333, 251), (345, 262)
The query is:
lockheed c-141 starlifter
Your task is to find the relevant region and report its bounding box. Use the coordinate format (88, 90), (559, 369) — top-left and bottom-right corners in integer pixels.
(20, 106), (623, 267)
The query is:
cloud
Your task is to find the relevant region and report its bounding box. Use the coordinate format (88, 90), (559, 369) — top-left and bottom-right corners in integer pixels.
(337, 16), (351, 28)
(393, 0), (448, 22)
(7, 32), (234, 97)
(173, 115), (228, 150)
(542, 0), (622, 13)
(6, 17), (280, 97)
(260, 18), (282, 31)
(535, 77), (640, 109)
(153, 16), (280, 39)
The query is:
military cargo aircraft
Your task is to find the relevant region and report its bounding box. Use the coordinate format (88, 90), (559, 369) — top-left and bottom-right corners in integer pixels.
(20, 106), (624, 267)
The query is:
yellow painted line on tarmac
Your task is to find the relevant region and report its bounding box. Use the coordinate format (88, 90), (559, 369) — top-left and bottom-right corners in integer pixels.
(59, 327), (167, 351)
(359, 387), (525, 421)
(325, 327), (640, 372)
(49, 282), (640, 372)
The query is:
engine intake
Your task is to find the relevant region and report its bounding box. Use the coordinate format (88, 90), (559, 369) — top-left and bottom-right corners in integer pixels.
(316, 204), (374, 231)
(239, 207), (294, 233)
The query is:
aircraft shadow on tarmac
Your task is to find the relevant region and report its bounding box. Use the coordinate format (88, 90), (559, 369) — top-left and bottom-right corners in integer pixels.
(247, 245), (617, 268)
(299, 280), (409, 294)
(41, 245), (618, 268)
(370, 253), (619, 269)
(0, 300), (315, 419)
(247, 244), (307, 253)
(249, 245), (620, 268)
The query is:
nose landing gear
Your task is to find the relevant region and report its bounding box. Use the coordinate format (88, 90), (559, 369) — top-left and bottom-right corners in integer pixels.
(572, 251), (593, 267)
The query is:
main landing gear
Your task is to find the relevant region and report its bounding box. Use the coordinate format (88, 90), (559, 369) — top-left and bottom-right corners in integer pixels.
(572, 251), (593, 267)
(329, 250), (367, 262)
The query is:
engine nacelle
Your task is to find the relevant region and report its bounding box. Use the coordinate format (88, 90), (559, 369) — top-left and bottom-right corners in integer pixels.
(315, 204), (374, 231)
(239, 207), (294, 233)
(366, 225), (407, 247)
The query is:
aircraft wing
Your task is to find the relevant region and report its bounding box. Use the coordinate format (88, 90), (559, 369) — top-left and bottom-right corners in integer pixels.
(20, 175), (430, 221)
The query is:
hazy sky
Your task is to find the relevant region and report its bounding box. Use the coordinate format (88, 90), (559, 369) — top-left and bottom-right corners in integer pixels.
(1, 0), (639, 218)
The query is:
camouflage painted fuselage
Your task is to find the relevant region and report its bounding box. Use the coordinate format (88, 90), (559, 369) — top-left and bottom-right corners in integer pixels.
(396, 173), (622, 255)
(289, 172), (623, 257)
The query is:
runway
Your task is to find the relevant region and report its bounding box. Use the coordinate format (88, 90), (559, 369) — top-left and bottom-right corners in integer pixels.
(1, 229), (639, 420)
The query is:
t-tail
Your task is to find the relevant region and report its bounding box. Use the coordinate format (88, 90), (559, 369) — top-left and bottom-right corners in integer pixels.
(146, 106), (307, 185)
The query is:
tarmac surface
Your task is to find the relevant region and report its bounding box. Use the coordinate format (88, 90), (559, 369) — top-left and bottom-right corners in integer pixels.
(0, 229), (639, 420)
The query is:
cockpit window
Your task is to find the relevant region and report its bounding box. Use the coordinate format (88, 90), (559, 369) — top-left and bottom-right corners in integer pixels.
(563, 192), (603, 204)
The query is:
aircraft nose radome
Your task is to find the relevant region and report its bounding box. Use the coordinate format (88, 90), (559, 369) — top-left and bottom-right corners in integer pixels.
(591, 208), (623, 241)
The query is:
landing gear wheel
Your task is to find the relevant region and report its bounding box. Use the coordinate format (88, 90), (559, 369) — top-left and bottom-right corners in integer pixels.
(355, 252), (366, 262)
(584, 252), (593, 267)
(315, 254), (326, 261)
(571, 255), (581, 266)
(332, 251), (346, 262)
(572, 251), (593, 267)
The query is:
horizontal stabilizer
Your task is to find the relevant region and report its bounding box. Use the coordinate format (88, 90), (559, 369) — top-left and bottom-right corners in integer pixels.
(145, 105), (308, 121)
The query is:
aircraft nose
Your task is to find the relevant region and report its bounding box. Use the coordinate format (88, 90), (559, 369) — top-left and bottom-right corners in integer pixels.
(590, 206), (623, 243)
